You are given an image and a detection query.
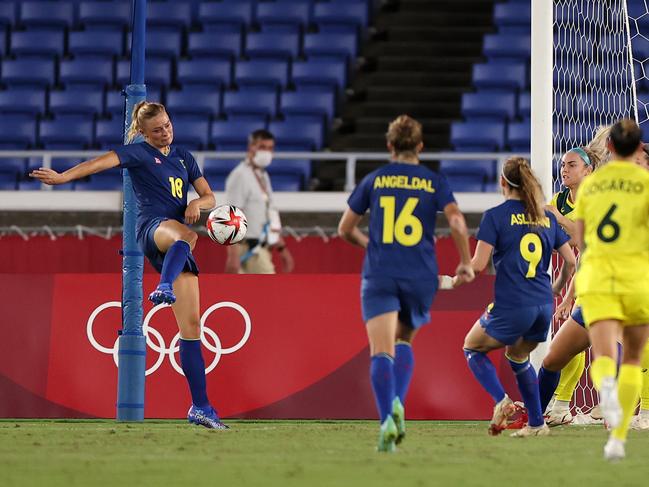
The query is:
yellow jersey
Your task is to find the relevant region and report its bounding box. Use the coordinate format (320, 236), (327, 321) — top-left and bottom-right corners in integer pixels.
(573, 160), (649, 295)
(551, 187), (577, 222)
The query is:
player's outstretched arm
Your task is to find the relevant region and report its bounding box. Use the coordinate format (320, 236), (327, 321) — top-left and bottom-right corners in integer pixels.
(29, 152), (121, 185)
(553, 242), (577, 295)
(443, 202), (474, 284)
(338, 207), (368, 249)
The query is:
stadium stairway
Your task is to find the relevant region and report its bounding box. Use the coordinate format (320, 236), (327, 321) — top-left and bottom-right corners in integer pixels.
(322, 0), (496, 187)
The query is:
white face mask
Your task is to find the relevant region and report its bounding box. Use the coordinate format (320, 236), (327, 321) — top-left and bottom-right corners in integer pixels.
(253, 150), (273, 168)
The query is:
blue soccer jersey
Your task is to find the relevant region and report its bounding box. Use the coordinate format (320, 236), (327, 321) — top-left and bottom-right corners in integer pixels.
(347, 162), (455, 279)
(477, 199), (570, 308)
(113, 142), (202, 237)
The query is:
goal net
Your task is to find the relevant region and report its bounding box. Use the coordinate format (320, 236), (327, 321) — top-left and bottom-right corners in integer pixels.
(552, 0), (645, 417)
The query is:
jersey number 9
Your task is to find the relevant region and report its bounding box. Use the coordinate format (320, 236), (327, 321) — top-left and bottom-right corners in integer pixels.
(519, 233), (542, 278)
(169, 177), (183, 199)
(380, 196), (423, 246)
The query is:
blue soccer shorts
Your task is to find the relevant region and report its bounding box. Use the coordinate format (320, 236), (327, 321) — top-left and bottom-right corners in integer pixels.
(479, 302), (553, 345)
(138, 217), (199, 275)
(571, 305), (585, 327)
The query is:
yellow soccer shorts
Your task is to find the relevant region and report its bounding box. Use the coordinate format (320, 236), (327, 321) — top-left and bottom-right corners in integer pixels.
(580, 293), (649, 327)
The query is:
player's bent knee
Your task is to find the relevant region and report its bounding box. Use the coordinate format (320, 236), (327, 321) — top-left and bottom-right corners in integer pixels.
(178, 231), (198, 249)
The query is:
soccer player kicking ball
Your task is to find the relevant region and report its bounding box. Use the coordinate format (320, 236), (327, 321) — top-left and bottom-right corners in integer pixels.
(454, 157), (575, 437)
(338, 115), (474, 452)
(573, 119), (649, 461)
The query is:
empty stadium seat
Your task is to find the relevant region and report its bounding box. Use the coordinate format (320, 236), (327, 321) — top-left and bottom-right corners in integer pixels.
(17, 179), (42, 191)
(117, 58), (173, 87)
(268, 159), (312, 190)
(147, 1), (192, 33)
(0, 159), (27, 185)
(127, 30), (182, 59)
(166, 88), (221, 119)
(245, 32), (300, 60)
(105, 87), (162, 118)
(210, 120), (267, 150)
(292, 59), (347, 92)
(312, 1), (368, 33)
(483, 34), (530, 61)
(0, 3), (15, 28)
(19, 1), (74, 30)
(268, 174), (301, 191)
(203, 158), (240, 191)
(234, 59), (289, 89)
(69, 30), (124, 58)
(223, 90), (278, 119)
(198, 1), (253, 31)
(40, 119), (94, 149)
(493, 2), (530, 33)
(59, 58), (114, 89)
(461, 92), (516, 121)
(0, 118), (37, 149)
(79, 1), (131, 30)
(176, 58), (232, 88)
(187, 31), (242, 59)
(444, 173), (486, 192)
(508, 121), (531, 152)
(440, 160), (497, 181)
(0, 88), (46, 117)
(10, 30), (65, 58)
(472, 63), (526, 91)
(280, 90), (336, 121)
(95, 119), (123, 149)
(170, 117), (210, 150)
(269, 120), (324, 151)
(304, 33), (358, 61)
(49, 89), (104, 118)
(451, 121), (505, 151)
(76, 171), (123, 191)
(518, 92), (530, 118)
(256, 2), (311, 31)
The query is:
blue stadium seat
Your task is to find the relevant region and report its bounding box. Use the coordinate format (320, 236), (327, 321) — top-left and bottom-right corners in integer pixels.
(95, 118), (123, 149)
(10, 31), (65, 58)
(203, 159), (240, 191)
(105, 87), (162, 117)
(0, 159), (27, 185)
(256, 1), (311, 31)
(166, 88), (221, 119)
(508, 121), (531, 152)
(117, 58), (173, 87)
(76, 171), (123, 191)
(0, 88), (46, 117)
(461, 92), (516, 121)
(444, 173), (486, 192)
(234, 59), (289, 89)
(60, 58), (114, 89)
(518, 92), (530, 118)
(127, 30), (182, 59)
(268, 159), (312, 190)
(147, 1), (192, 33)
(292, 59), (347, 91)
(0, 4), (15, 28)
(40, 119), (94, 149)
(268, 120), (324, 150)
(483, 34), (530, 61)
(280, 90), (336, 121)
(473, 63), (526, 91)
(2, 58), (56, 87)
(304, 33), (358, 61)
(450, 121), (505, 151)
(223, 90), (277, 119)
(187, 31), (242, 59)
(493, 3), (530, 32)
(198, 1), (253, 31)
(20, 1), (74, 30)
(245, 32), (300, 60)
(49, 89), (104, 118)
(0, 118), (37, 149)
(51, 157), (83, 172)
(210, 120), (267, 150)
(18, 179), (43, 191)
(176, 58), (232, 88)
(312, 2), (368, 33)
(69, 30), (124, 58)
(79, 1), (131, 30)
(440, 160), (496, 181)
(170, 117), (210, 150)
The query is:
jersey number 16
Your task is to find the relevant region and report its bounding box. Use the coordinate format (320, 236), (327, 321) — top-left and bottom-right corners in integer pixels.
(379, 196), (423, 246)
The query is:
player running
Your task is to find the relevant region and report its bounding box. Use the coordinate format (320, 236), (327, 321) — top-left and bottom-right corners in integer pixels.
(30, 101), (227, 429)
(338, 115), (474, 452)
(455, 157), (576, 437)
(574, 119), (649, 461)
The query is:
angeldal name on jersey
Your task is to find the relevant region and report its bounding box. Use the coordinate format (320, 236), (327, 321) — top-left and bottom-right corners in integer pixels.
(373, 175), (435, 193)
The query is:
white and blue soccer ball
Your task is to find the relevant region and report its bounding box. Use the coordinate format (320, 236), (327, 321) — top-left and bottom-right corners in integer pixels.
(206, 205), (248, 245)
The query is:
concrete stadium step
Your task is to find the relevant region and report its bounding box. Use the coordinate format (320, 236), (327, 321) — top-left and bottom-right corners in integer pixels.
(330, 133), (448, 151)
(363, 87), (464, 103)
(359, 71), (473, 88)
(368, 39), (487, 57)
(342, 101), (460, 119)
(353, 117), (453, 134)
(373, 55), (478, 75)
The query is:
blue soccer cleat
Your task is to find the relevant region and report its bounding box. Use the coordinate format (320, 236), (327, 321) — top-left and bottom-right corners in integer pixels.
(148, 283), (176, 305)
(187, 405), (229, 430)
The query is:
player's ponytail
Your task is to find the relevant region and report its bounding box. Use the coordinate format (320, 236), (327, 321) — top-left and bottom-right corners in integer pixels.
(386, 115), (423, 159)
(586, 125), (612, 167)
(502, 157), (546, 226)
(126, 101), (167, 143)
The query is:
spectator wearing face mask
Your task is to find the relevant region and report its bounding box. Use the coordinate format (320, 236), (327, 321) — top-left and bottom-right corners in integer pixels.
(224, 129), (294, 274)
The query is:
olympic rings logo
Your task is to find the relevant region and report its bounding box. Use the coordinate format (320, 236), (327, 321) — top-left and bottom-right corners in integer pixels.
(87, 301), (252, 376)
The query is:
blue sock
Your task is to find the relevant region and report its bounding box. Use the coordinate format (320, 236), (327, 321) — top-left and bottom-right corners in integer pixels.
(179, 338), (210, 409)
(537, 367), (561, 413)
(160, 240), (190, 286)
(394, 342), (414, 404)
(370, 353), (395, 423)
(464, 349), (506, 403)
(508, 357), (543, 427)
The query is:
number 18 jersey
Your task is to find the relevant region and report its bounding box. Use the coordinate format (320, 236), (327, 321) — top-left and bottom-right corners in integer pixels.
(347, 162), (455, 279)
(477, 200), (569, 308)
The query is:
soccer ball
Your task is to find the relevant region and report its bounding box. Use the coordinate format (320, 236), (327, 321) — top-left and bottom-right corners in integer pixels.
(206, 205), (248, 245)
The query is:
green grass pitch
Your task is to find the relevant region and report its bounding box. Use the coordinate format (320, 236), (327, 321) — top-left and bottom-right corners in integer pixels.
(1, 420), (647, 486)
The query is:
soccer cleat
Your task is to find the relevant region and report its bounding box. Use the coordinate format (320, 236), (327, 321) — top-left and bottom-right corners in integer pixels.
(598, 377), (622, 429)
(546, 408), (573, 427)
(505, 401), (527, 430)
(377, 415), (398, 453)
(630, 414), (649, 431)
(148, 283), (176, 305)
(392, 397), (406, 445)
(510, 423), (550, 437)
(589, 404), (604, 420)
(187, 405), (229, 430)
(603, 436), (625, 462)
(489, 394), (516, 436)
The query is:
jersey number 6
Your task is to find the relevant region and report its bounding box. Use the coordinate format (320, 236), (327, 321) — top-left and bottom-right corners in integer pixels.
(519, 233), (542, 278)
(380, 196), (423, 246)
(596, 204), (620, 243)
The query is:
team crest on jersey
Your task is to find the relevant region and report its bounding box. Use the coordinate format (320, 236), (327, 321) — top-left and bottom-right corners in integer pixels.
(154, 157), (162, 164)
(179, 159), (186, 169)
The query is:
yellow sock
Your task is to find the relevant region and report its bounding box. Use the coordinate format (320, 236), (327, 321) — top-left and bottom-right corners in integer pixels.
(555, 352), (586, 402)
(590, 356), (617, 390)
(612, 364), (642, 441)
(640, 340), (649, 410)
